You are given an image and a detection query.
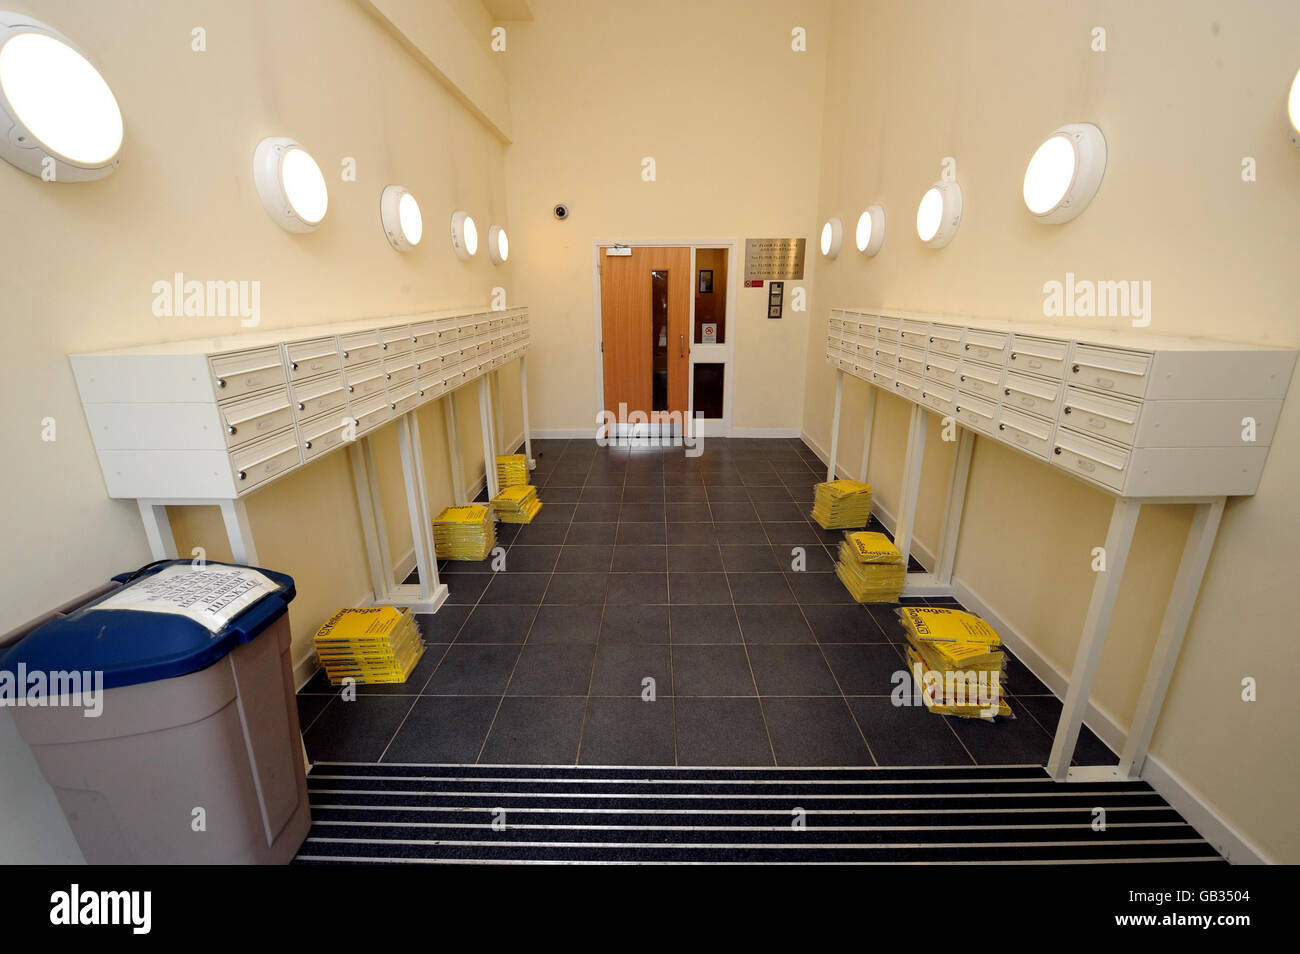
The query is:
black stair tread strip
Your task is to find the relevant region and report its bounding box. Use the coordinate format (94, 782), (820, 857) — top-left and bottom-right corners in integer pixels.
(308, 807), (1187, 827)
(308, 763), (1055, 780)
(293, 840), (1223, 863)
(293, 856), (1229, 866)
(306, 777), (1153, 796)
(302, 823), (1205, 846)
(307, 791), (1167, 809)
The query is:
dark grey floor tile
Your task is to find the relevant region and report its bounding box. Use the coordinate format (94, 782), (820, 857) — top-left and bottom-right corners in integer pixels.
(710, 501), (758, 522)
(564, 522), (617, 545)
(666, 522), (718, 544)
(1003, 650), (1053, 696)
(667, 545), (723, 572)
(865, 603), (908, 642)
(423, 643), (522, 695)
(381, 696), (500, 763)
(669, 604), (742, 644)
(296, 692), (334, 731)
(716, 522), (770, 544)
(755, 501), (809, 522)
(704, 485), (750, 501)
(622, 485), (666, 503)
(503, 545), (560, 573)
(672, 645), (757, 696)
(480, 572), (551, 604)
(945, 699), (1055, 765)
(506, 644), (597, 695)
(543, 572), (608, 604)
(668, 572), (732, 604)
(666, 502), (711, 522)
(608, 545), (664, 574)
(589, 644), (672, 696)
(746, 644), (840, 695)
(666, 485), (708, 502)
(554, 544), (613, 572)
(719, 544), (782, 572)
(820, 643), (908, 694)
(786, 571), (855, 604)
(414, 605), (472, 641)
(511, 522), (569, 545)
(735, 604), (814, 643)
(302, 696), (414, 762)
(443, 573), (493, 604)
(761, 697), (872, 766)
(578, 697), (675, 765)
(606, 571), (669, 604)
(674, 698), (773, 766)
(746, 485), (795, 501)
(527, 604), (603, 644)
(616, 522), (667, 545)
(619, 503), (665, 522)
(574, 502), (621, 522)
(455, 604), (537, 643)
(801, 604), (885, 643)
(534, 503), (576, 523)
(727, 572), (794, 604)
(480, 697), (587, 764)
(1013, 694), (1116, 765)
(763, 521), (823, 545)
(600, 603), (670, 643)
(847, 696), (974, 765)
(579, 485), (623, 502)
(543, 486), (582, 503)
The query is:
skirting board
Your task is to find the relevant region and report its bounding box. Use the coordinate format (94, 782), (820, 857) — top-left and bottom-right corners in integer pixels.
(798, 428), (1269, 865)
(291, 431), (525, 692)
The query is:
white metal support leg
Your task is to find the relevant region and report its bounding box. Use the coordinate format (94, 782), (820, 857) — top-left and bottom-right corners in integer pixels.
(219, 498), (260, 566)
(137, 500), (178, 560)
(491, 370), (506, 454)
(397, 412), (443, 604)
(858, 386), (875, 482)
(827, 369), (844, 482)
(479, 376), (500, 501)
(933, 428), (974, 585)
(1118, 497), (1226, 778)
(348, 439), (390, 600)
(443, 392), (467, 505)
(893, 404), (928, 568)
(1047, 497), (1142, 780)
(519, 354), (535, 469)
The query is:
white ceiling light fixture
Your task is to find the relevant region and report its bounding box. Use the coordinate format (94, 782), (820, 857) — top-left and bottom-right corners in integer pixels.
(487, 224), (509, 265)
(0, 12), (124, 181)
(855, 205), (886, 256)
(819, 217), (843, 259)
(916, 180), (962, 248)
(253, 136), (328, 233)
(1022, 123), (1107, 224)
(1288, 66), (1300, 148)
(450, 210), (478, 260)
(380, 185), (422, 251)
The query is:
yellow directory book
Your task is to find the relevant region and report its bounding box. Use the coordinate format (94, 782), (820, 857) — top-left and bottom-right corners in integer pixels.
(844, 531), (904, 564)
(432, 504), (497, 561)
(313, 606), (426, 685)
(496, 454), (529, 488)
(492, 484), (543, 524)
(834, 538), (905, 603)
(811, 479), (873, 529)
(897, 606), (1002, 646)
(906, 647), (1011, 720)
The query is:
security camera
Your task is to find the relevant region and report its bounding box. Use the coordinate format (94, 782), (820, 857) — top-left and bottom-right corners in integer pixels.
(553, 203), (570, 221)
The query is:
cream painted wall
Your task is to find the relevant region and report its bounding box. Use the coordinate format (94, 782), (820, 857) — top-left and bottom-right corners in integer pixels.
(0, 0), (516, 862)
(500, 0), (829, 433)
(803, 0), (1300, 861)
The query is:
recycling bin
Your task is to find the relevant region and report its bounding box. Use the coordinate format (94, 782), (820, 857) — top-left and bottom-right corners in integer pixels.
(0, 560), (311, 864)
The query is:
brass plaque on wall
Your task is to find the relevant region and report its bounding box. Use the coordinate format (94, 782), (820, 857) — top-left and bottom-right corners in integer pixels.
(744, 238), (806, 281)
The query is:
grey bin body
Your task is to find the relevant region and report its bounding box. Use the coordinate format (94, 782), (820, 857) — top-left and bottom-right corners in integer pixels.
(5, 578), (311, 864)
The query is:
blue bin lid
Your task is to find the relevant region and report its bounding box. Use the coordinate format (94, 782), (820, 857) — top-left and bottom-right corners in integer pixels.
(0, 560), (295, 690)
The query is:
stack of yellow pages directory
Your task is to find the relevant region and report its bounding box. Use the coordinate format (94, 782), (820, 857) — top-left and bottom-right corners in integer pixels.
(432, 504), (496, 560)
(834, 531), (906, 602)
(492, 484), (542, 524)
(811, 479), (873, 529)
(496, 454), (529, 488)
(312, 606), (425, 685)
(898, 606), (1010, 720)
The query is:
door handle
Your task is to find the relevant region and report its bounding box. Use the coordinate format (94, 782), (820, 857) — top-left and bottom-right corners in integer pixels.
(679, 334), (685, 358)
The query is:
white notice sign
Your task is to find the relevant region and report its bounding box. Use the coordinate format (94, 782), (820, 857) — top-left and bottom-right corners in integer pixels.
(95, 565), (280, 634)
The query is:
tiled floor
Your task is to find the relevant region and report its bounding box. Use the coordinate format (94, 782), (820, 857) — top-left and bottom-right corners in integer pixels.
(297, 437), (1115, 768)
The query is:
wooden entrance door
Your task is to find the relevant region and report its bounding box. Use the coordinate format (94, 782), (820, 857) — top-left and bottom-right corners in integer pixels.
(599, 246), (691, 425)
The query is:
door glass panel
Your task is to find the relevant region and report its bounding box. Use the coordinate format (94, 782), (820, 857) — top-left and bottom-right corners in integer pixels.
(693, 362), (724, 419)
(694, 248), (727, 344)
(651, 269), (668, 412)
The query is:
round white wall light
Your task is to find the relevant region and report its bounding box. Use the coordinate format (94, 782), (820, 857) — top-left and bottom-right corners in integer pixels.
(820, 217), (843, 259)
(450, 210), (478, 260)
(1022, 123), (1107, 224)
(487, 224), (509, 265)
(1288, 67), (1300, 148)
(253, 137), (328, 233)
(0, 12), (123, 181)
(855, 205), (886, 256)
(380, 185), (422, 251)
(916, 180), (962, 248)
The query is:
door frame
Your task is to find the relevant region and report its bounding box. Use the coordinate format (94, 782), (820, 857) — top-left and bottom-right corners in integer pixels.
(591, 239), (737, 436)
